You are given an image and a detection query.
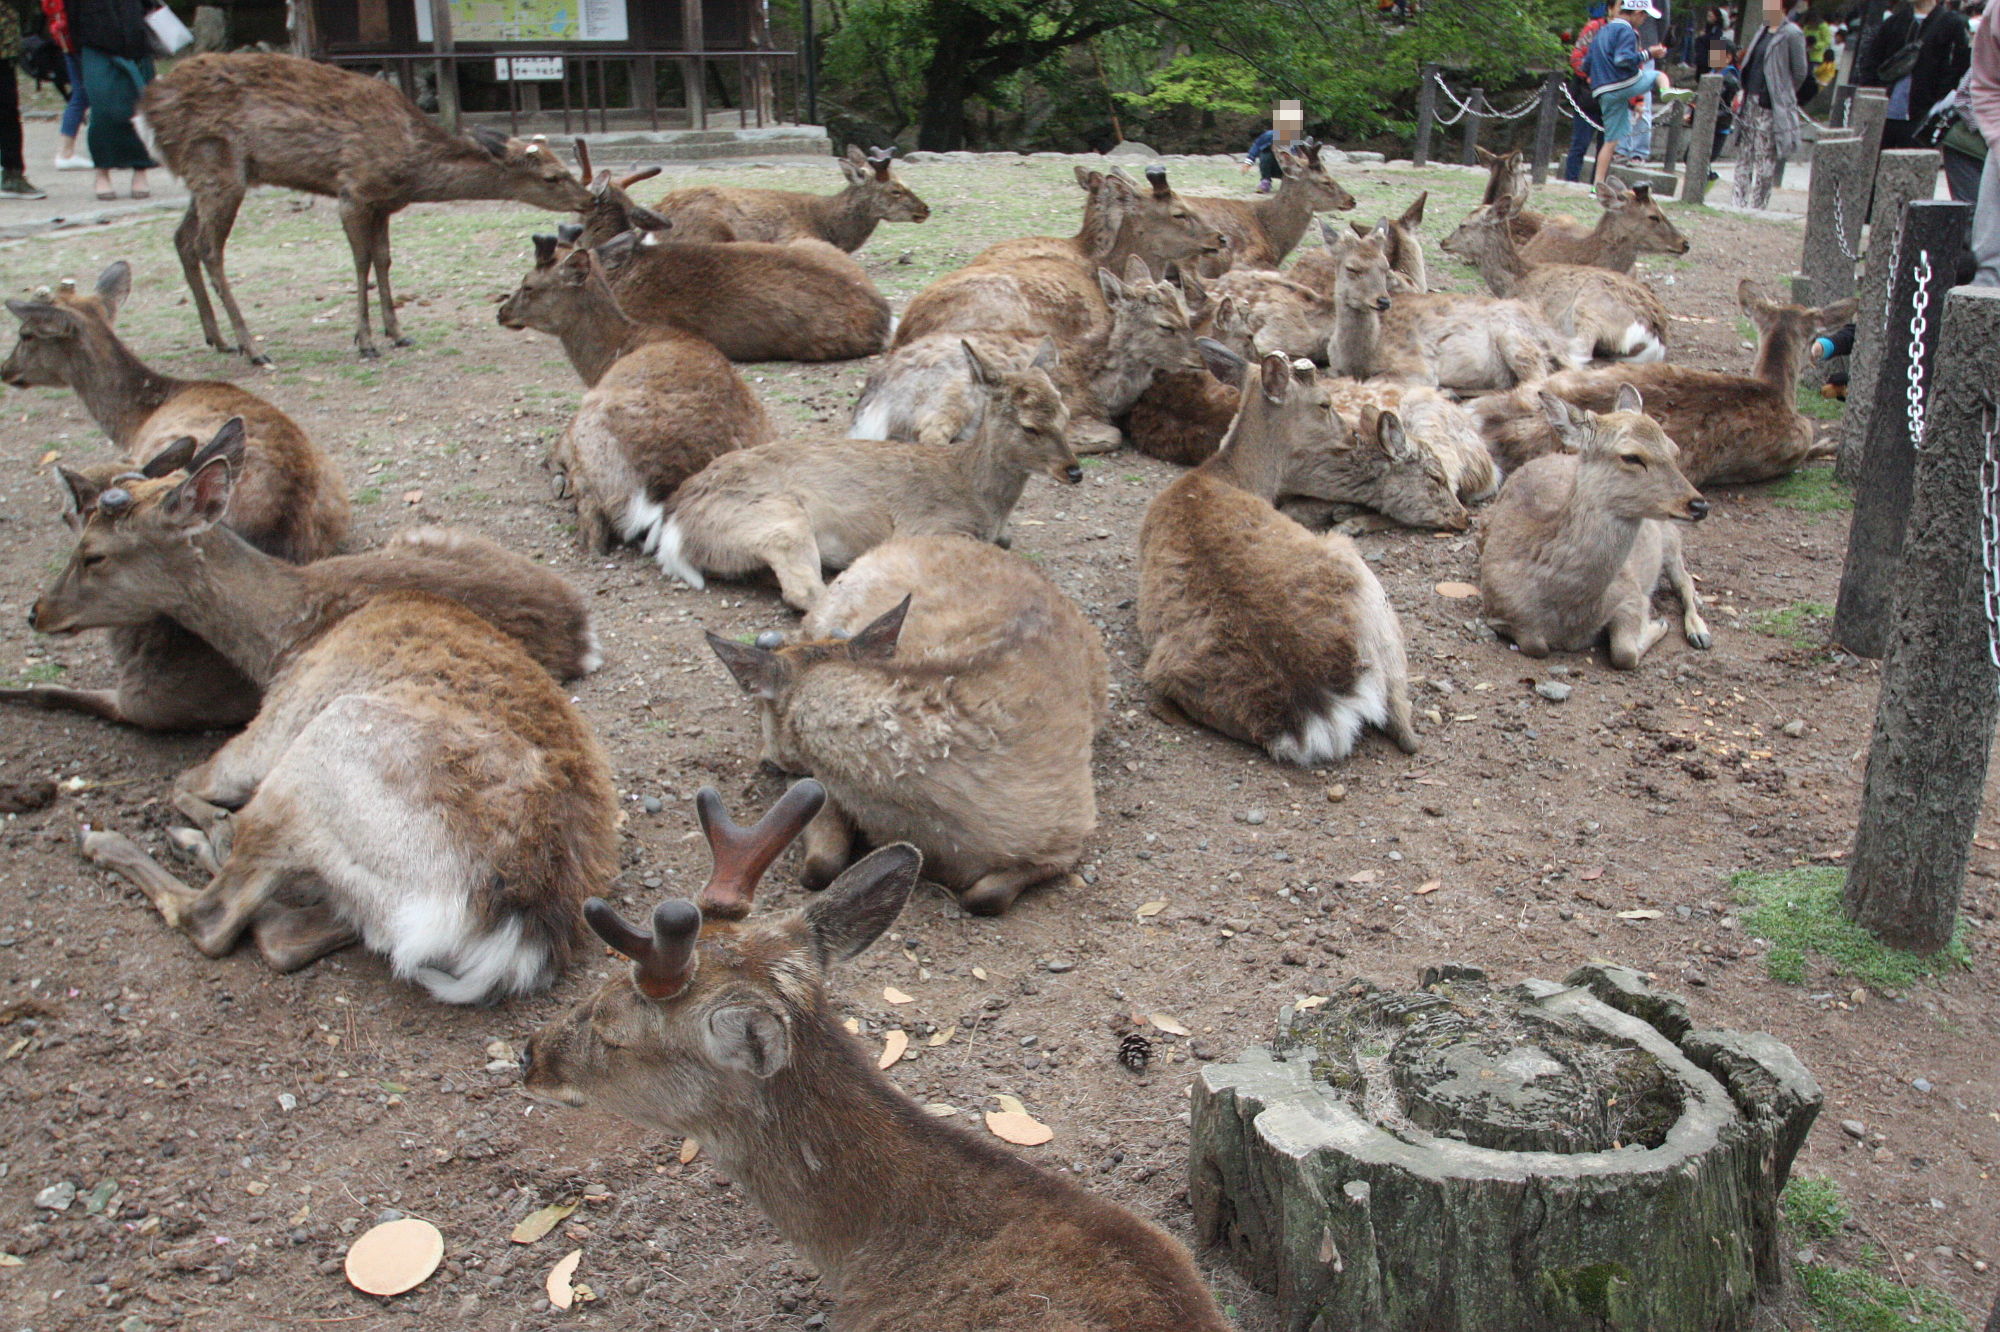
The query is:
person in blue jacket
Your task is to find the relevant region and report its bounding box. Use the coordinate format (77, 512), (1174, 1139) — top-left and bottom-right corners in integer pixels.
(1244, 127), (1281, 192)
(1587, 0), (1678, 183)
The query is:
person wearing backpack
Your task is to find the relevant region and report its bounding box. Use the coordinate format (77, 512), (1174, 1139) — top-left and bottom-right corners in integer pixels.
(1564, 4), (1611, 181)
(1731, 0), (1809, 208)
(1586, 0), (1679, 185)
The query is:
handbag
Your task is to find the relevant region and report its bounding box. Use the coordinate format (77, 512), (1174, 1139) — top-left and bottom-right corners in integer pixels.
(1926, 105), (1989, 161)
(1875, 15), (1926, 85)
(145, 3), (194, 55)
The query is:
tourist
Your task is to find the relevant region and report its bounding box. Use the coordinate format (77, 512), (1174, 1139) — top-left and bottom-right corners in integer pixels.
(41, 0), (90, 169)
(1862, 0), (1972, 148)
(1244, 127), (1281, 194)
(1587, 0), (1678, 185)
(1969, 0), (1997, 284)
(1732, 0), (1809, 209)
(1565, 3), (1612, 181)
(65, 0), (152, 200)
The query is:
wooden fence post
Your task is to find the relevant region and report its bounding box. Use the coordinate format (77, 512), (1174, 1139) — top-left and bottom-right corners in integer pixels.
(1530, 71), (1561, 186)
(1839, 149), (1944, 481)
(1842, 284), (2000, 953)
(1413, 63), (1440, 168)
(1833, 199), (1975, 658)
(1460, 87), (1486, 166)
(1682, 72), (1723, 206)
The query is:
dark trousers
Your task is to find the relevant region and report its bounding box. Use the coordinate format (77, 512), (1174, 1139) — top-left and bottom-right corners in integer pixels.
(1943, 147), (1984, 204)
(1256, 147), (1281, 182)
(79, 48), (156, 171)
(1563, 111), (1601, 182)
(1882, 117), (1915, 150)
(1, 71), (23, 175)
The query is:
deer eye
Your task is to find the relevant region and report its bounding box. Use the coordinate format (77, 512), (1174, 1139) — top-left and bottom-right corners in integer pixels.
(81, 553), (107, 567)
(1620, 453), (1646, 467)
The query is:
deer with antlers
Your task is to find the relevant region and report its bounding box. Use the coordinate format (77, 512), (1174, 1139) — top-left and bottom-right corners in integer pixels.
(522, 779), (1235, 1331)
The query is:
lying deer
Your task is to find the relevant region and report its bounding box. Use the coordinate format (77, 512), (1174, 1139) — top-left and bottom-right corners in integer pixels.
(43, 420), (617, 1001)
(1208, 268), (1340, 363)
(709, 535), (1108, 914)
(1521, 177), (1690, 272)
(1140, 343), (1421, 764)
(653, 145), (930, 249)
(499, 237), (772, 554)
(1292, 205), (1427, 297)
(1479, 387), (1711, 669)
(521, 782), (1233, 1330)
(1182, 138), (1356, 277)
(1440, 197), (1668, 364)
(657, 341), (1073, 612)
(1124, 295), (1256, 465)
(850, 256), (1199, 453)
(140, 52), (591, 361)
(1471, 282), (1859, 485)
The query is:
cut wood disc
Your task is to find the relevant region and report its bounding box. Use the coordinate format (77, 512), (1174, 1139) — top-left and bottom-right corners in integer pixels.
(344, 1217), (444, 1297)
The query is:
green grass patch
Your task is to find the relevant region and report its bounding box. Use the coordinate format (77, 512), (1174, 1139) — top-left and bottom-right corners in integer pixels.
(1732, 867), (1971, 987)
(1782, 1175), (1848, 1242)
(1796, 1258), (1968, 1332)
(1747, 600), (1833, 646)
(1796, 382), (1845, 421)
(352, 487), (383, 506)
(1766, 467), (1853, 513)
(4, 662), (66, 686)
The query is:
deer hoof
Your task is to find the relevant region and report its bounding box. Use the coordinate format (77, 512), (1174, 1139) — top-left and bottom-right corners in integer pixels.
(356, 345), (381, 361)
(248, 353), (273, 368)
(391, 335), (414, 349)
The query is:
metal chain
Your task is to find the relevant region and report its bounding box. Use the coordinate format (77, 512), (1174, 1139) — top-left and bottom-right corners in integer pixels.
(1431, 72), (1473, 125)
(1430, 73), (1544, 125)
(1831, 180), (1862, 264)
(1980, 395), (2000, 669)
(1880, 210), (1905, 336)
(1561, 82), (1606, 133)
(1905, 248), (1934, 451)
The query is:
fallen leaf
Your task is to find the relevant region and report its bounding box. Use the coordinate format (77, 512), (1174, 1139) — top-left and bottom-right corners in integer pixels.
(37, 450), (60, 468)
(985, 1110), (1054, 1146)
(1435, 581), (1479, 599)
(1149, 1014), (1191, 1037)
(1414, 880), (1441, 896)
(0, 1253), (22, 1267)
(922, 1102), (958, 1117)
(345, 1217), (444, 1297)
(842, 1017), (859, 1034)
(1295, 995), (1329, 1010)
(511, 1200), (578, 1245)
(572, 1281), (597, 1304)
(971, 966), (989, 982)
(678, 1138), (700, 1165)
(1579, 867), (1606, 882)
(882, 987), (913, 1005)
(878, 1030), (909, 1069)
(1135, 900), (1167, 919)
(1348, 870), (1380, 885)
(1616, 909), (1664, 920)
(290, 1203), (311, 1226)
(3, 1036), (29, 1061)
(379, 1080), (410, 1095)
(546, 1248), (582, 1310)
(994, 1093), (1028, 1115)
(401, 488), (424, 505)
(928, 1025), (957, 1047)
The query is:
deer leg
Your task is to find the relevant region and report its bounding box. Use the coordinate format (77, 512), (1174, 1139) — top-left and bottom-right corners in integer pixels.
(80, 829), (203, 930)
(750, 516), (829, 613)
(340, 200), (383, 359)
(369, 214), (413, 348)
(1383, 672), (1422, 755)
(1661, 536), (1712, 650)
(798, 798), (855, 891)
(0, 684), (134, 724)
(1608, 597), (1670, 670)
(173, 789), (236, 863)
(959, 866), (1057, 917)
(251, 899), (358, 973)
(172, 200), (229, 354)
(194, 186), (267, 366)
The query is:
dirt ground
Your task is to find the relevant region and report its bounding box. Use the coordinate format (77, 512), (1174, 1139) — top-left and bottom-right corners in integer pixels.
(0, 154), (1994, 1332)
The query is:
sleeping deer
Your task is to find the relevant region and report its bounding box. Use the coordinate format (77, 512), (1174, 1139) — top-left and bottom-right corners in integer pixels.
(1182, 138), (1357, 277)
(1124, 294), (1256, 465)
(521, 783), (1233, 1331)
(140, 52), (591, 361)
(1140, 343), (1422, 764)
(498, 237), (772, 554)
(657, 341), (1074, 612)
(1440, 197), (1668, 364)
(1471, 281), (1859, 485)
(653, 144), (930, 250)
(708, 534), (1108, 914)
(1478, 388), (1711, 669)
(43, 421), (616, 1002)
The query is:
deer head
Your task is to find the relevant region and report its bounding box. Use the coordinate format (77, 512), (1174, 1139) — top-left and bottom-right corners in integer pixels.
(520, 778), (923, 1135)
(1275, 137), (1358, 212)
(1596, 178), (1691, 256)
(467, 126), (594, 212)
(1539, 386), (1708, 523)
(1324, 226), (1394, 315)
(568, 139), (672, 246)
(31, 418), (248, 636)
(839, 145), (931, 223)
(497, 238), (621, 334)
(2, 261), (132, 389)
(49, 432), (214, 531)
(1477, 146), (1530, 212)
(962, 338), (1079, 484)
(1100, 166), (1228, 271)
(1099, 257), (1203, 375)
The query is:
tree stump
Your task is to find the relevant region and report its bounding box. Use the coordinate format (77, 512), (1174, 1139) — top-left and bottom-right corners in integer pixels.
(1190, 964), (1821, 1332)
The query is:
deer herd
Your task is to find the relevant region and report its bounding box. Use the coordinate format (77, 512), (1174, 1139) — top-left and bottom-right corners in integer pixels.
(2, 52), (1853, 1329)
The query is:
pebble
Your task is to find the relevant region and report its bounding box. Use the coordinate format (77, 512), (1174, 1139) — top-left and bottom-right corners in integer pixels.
(34, 1181), (76, 1211)
(1911, 1077), (1933, 1093)
(1840, 1119), (1867, 1140)
(1781, 718), (1807, 738)
(277, 1093), (297, 1112)
(1534, 680), (1573, 703)
(1243, 808), (1267, 825)
(1325, 784), (1346, 803)
(376, 1208), (405, 1225)
(1043, 958), (1074, 974)
(641, 795), (664, 814)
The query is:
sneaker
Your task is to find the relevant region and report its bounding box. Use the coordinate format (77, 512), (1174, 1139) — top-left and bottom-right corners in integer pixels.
(53, 153), (93, 170)
(0, 172), (48, 200)
(1255, 179), (1272, 194)
(1658, 87), (1696, 102)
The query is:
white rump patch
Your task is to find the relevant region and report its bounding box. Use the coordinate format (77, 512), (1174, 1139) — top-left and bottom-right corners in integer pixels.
(653, 519), (706, 589)
(850, 393), (895, 441)
(1266, 671), (1390, 767)
(1622, 322), (1666, 362)
(619, 490), (667, 554)
(579, 625), (605, 675)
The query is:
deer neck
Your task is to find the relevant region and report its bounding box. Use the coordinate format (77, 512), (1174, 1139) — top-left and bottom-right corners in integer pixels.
(1250, 178), (1318, 260)
(555, 291), (645, 386)
(153, 527), (313, 686)
(1469, 229), (1529, 297)
(71, 332), (182, 451)
(1587, 214), (1638, 270)
(1328, 303), (1381, 379)
(1550, 469), (1645, 590)
(409, 135), (529, 204)
(1753, 321), (1807, 394)
(954, 405), (1034, 528)
(1201, 397), (1291, 502)
(810, 186), (880, 252)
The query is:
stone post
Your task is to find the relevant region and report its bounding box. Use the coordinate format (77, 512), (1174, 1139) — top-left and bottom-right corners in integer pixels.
(1792, 135), (1866, 387)
(1683, 73), (1723, 205)
(1413, 64), (1440, 168)
(1843, 285), (2000, 954)
(1460, 87), (1486, 166)
(1833, 199), (1975, 658)
(1839, 149), (1945, 480)
(1662, 104), (1686, 171)
(1851, 89), (1890, 191)
(1531, 72), (1561, 186)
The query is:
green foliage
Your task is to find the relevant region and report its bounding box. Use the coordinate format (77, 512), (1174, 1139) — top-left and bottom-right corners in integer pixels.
(1782, 1175), (1848, 1242)
(1766, 467), (1852, 513)
(1796, 381), (1846, 421)
(1123, 52), (1269, 117)
(1731, 867), (1971, 987)
(1796, 1259), (1968, 1332)
(1747, 600), (1832, 646)
(4, 662), (66, 686)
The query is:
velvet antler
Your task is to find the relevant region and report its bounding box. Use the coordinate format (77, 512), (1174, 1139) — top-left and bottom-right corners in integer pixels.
(583, 898), (703, 999)
(695, 779), (827, 919)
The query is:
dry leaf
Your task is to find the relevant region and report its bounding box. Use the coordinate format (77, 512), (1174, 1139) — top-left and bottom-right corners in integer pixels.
(1616, 909), (1664, 920)
(985, 1110), (1054, 1146)
(1414, 880), (1441, 896)
(1579, 867), (1606, 881)
(1295, 995), (1330, 1010)
(928, 1025), (957, 1047)
(37, 450), (60, 467)
(345, 1217), (444, 1297)
(994, 1093), (1028, 1115)
(878, 1030), (909, 1069)
(1434, 581), (1479, 599)
(511, 1199), (578, 1245)
(882, 987), (913, 1005)
(546, 1248), (583, 1310)
(971, 966), (989, 982)
(1348, 869), (1380, 885)
(290, 1203), (311, 1227)
(678, 1138), (700, 1164)
(401, 489), (424, 505)
(1149, 1014), (1191, 1037)
(922, 1102), (958, 1117)
(1135, 900), (1167, 919)
(842, 1017), (860, 1034)
(0, 1253), (23, 1267)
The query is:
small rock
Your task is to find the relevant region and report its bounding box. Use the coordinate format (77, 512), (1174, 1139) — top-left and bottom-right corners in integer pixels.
(1104, 139), (1162, 158)
(277, 1093), (297, 1112)
(1243, 808), (1267, 825)
(1781, 719), (1807, 738)
(1912, 1077), (1933, 1093)
(375, 1208), (405, 1225)
(1325, 783), (1346, 803)
(1675, 905), (1693, 919)
(640, 795), (664, 814)
(1044, 958), (1074, 974)
(1840, 1119), (1867, 1140)
(1872, 1146), (1894, 1163)
(1534, 680), (1573, 703)
(34, 1181), (77, 1211)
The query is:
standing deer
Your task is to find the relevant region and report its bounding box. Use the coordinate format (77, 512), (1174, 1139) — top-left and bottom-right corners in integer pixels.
(1478, 388), (1711, 669)
(1182, 138), (1357, 277)
(139, 52), (592, 362)
(521, 783), (1234, 1331)
(708, 534), (1108, 914)
(498, 237), (772, 554)
(40, 421), (616, 1001)
(653, 145), (931, 249)
(1140, 343), (1422, 764)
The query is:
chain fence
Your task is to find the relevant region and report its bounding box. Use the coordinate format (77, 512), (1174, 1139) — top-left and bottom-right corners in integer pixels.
(1979, 394), (2000, 668)
(1905, 248), (1935, 452)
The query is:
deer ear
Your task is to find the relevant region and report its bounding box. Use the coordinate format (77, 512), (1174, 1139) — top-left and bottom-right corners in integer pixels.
(468, 124), (510, 160)
(1257, 352), (1292, 405)
(846, 594), (910, 660)
(95, 262), (132, 318)
(1737, 278), (1777, 322)
(961, 339), (1002, 387)
(1614, 383), (1645, 415)
(1197, 336), (1246, 386)
(1629, 183), (1652, 203)
(54, 466), (104, 530)
(1536, 391), (1592, 448)
(1377, 410), (1417, 462)
(1096, 267), (1127, 303)
(161, 455), (235, 531)
(1400, 191), (1427, 228)
(1028, 337), (1060, 374)
(140, 435), (201, 478)
(703, 1005), (791, 1078)
(706, 631), (782, 699)
(805, 843), (921, 964)
(1122, 254), (1152, 286)
(839, 148), (869, 185)
(189, 417), (248, 473)
(1816, 297), (1858, 330)
(7, 299), (82, 339)
(845, 143), (869, 166)
(1476, 145), (1498, 166)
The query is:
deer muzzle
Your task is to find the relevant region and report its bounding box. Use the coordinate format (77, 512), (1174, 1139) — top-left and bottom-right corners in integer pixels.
(1686, 497), (1709, 521)
(1374, 296), (1392, 312)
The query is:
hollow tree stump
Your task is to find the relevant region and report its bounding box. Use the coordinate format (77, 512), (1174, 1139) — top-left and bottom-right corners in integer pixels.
(1190, 964), (1821, 1332)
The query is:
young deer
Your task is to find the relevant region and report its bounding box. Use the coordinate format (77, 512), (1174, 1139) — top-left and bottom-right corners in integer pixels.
(498, 238), (772, 554)
(657, 341), (1074, 612)
(1140, 344), (1422, 764)
(1292, 203), (1427, 297)
(1472, 282), (1859, 485)
(1519, 178), (1691, 273)
(1123, 294), (1255, 465)
(41, 421), (616, 1001)
(1479, 387), (1712, 669)
(1440, 197), (1669, 364)
(1475, 146), (1549, 242)
(1183, 138), (1357, 277)
(140, 52), (591, 362)
(1348, 192), (1431, 292)
(708, 535), (1108, 914)
(521, 782), (1234, 1330)
(653, 145), (930, 250)
(850, 256), (1200, 453)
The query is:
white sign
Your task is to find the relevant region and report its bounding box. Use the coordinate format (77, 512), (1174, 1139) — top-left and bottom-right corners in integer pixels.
(417, 0), (630, 44)
(495, 56), (565, 80)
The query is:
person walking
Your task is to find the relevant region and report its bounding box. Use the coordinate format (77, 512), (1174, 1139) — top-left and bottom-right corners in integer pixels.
(65, 0), (151, 200)
(1, 0), (50, 198)
(1243, 126), (1281, 193)
(1731, 0), (1809, 209)
(41, 0), (90, 168)
(1565, 4), (1611, 181)
(1970, 0), (1998, 284)
(1586, 0), (1678, 185)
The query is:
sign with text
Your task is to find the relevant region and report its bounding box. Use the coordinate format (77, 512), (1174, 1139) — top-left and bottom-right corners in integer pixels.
(417, 0), (629, 44)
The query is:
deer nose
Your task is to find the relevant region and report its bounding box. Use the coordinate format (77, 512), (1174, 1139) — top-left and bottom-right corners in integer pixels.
(1063, 464), (1083, 484)
(1374, 296), (1392, 311)
(1688, 498), (1710, 521)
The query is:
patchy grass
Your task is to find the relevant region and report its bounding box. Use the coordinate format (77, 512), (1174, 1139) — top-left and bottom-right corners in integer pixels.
(1732, 867), (1971, 987)
(1747, 600), (1833, 645)
(3, 662), (66, 686)
(1782, 1175), (1848, 1242)
(1766, 467), (1853, 513)
(1796, 1258), (1968, 1332)
(1796, 382), (1846, 421)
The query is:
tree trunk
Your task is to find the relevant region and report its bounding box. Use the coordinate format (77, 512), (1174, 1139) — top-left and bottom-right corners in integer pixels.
(914, 0), (993, 151)
(1986, 1284), (1999, 1332)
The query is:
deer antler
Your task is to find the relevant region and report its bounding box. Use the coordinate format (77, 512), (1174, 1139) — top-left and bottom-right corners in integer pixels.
(615, 166), (662, 189)
(573, 136), (595, 185)
(1144, 164), (1171, 198)
(584, 898), (703, 999)
(531, 234), (559, 267)
(695, 779), (827, 919)
(867, 146), (895, 180)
